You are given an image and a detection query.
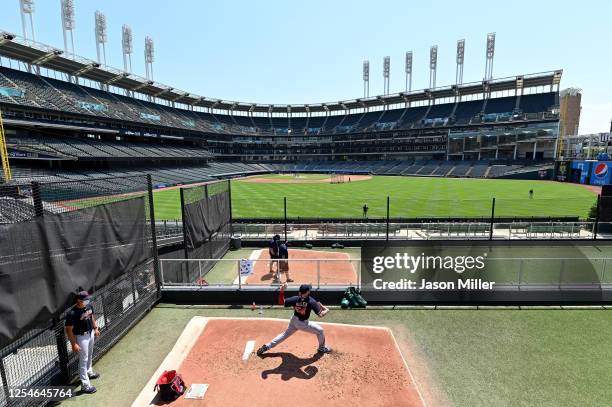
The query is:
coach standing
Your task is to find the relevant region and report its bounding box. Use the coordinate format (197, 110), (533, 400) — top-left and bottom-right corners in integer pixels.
(65, 291), (101, 394)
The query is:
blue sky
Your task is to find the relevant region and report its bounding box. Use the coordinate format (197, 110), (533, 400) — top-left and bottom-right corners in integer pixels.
(1, 0), (610, 133)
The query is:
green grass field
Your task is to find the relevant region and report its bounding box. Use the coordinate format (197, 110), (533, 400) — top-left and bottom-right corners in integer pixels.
(232, 175), (597, 219)
(72, 306), (612, 407)
(65, 175), (597, 220)
(149, 175), (597, 220)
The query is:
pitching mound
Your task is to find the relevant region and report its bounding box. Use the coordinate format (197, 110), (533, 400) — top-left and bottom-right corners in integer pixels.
(133, 317), (425, 407)
(245, 249), (358, 285)
(239, 174), (372, 184)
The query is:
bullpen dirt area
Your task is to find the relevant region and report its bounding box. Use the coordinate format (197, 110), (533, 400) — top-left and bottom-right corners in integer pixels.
(134, 317), (425, 407)
(239, 174), (372, 184)
(244, 249), (358, 286)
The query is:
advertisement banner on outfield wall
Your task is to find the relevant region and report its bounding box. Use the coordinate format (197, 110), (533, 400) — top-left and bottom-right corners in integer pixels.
(360, 241), (612, 303)
(590, 161), (612, 186)
(555, 161), (569, 181)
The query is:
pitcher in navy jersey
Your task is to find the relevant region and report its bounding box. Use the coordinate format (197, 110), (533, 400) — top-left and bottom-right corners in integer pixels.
(257, 283), (332, 355)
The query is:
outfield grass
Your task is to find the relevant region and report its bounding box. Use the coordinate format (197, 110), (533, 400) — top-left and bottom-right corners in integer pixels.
(228, 175), (597, 219)
(79, 175), (596, 221)
(73, 306), (612, 407)
(152, 188), (181, 220)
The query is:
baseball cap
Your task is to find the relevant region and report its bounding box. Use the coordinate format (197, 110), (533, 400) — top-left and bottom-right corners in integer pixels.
(298, 284), (312, 294)
(76, 291), (91, 301)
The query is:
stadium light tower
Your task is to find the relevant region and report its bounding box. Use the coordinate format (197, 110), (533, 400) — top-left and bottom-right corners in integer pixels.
(383, 56), (390, 95)
(429, 45), (438, 89)
(144, 36), (155, 80)
(484, 32), (496, 81)
(456, 39), (465, 85)
(60, 0), (75, 55)
(94, 10), (108, 65)
(405, 51), (413, 92)
(122, 24), (133, 73)
(19, 0), (36, 42)
(362, 60), (370, 98)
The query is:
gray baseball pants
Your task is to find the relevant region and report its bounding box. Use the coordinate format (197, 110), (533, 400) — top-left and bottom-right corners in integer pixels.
(266, 315), (325, 349)
(76, 331), (95, 389)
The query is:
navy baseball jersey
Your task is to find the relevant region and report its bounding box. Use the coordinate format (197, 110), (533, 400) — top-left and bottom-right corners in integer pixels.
(65, 304), (94, 335)
(268, 239), (279, 258)
(284, 296), (321, 321)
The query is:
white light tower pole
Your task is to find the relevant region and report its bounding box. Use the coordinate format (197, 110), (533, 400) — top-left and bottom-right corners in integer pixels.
(429, 45), (438, 89)
(19, 0), (36, 42)
(456, 39), (465, 86)
(484, 32), (495, 81)
(383, 56), (390, 95)
(405, 51), (413, 92)
(122, 25), (133, 73)
(94, 10), (107, 65)
(144, 36), (155, 80)
(362, 60), (370, 98)
(60, 0), (75, 55)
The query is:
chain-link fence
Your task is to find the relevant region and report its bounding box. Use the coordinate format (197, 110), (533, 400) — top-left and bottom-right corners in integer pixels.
(0, 175), (160, 406)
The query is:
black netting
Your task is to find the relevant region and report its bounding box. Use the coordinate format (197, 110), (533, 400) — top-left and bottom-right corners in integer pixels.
(163, 181), (231, 284)
(0, 176), (160, 405)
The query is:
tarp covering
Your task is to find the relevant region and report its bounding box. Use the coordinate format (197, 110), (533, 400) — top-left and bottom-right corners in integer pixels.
(183, 188), (230, 250)
(0, 197), (149, 347)
(164, 182), (231, 284)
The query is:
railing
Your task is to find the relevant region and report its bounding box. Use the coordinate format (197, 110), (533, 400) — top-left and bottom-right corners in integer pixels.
(155, 219), (183, 240)
(159, 257), (612, 291)
(160, 258), (361, 289)
(230, 221), (602, 241)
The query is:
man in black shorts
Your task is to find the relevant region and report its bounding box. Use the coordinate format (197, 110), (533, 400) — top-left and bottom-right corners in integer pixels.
(278, 241), (294, 283)
(268, 234), (281, 281)
(65, 291), (101, 394)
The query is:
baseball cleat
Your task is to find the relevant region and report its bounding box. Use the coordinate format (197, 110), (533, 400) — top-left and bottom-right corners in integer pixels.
(88, 372), (100, 379)
(256, 344), (269, 356)
(317, 346), (332, 354)
(81, 385), (97, 394)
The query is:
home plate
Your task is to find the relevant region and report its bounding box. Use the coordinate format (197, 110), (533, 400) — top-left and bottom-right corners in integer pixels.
(185, 383), (209, 400)
(242, 340), (256, 363)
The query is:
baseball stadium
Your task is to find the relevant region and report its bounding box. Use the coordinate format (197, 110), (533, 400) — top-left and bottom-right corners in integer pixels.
(2, 1), (612, 406)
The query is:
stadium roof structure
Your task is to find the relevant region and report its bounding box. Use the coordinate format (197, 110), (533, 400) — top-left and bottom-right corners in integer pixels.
(0, 31), (563, 115)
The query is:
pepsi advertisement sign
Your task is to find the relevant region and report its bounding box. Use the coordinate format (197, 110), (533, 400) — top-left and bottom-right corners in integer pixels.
(590, 161), (612, 185)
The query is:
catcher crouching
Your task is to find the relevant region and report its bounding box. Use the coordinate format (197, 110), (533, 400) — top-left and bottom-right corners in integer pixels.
(257, 283), (332, 355)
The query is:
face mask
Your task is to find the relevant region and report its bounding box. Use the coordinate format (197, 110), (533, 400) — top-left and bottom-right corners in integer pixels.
(81, 299), (90, 307)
